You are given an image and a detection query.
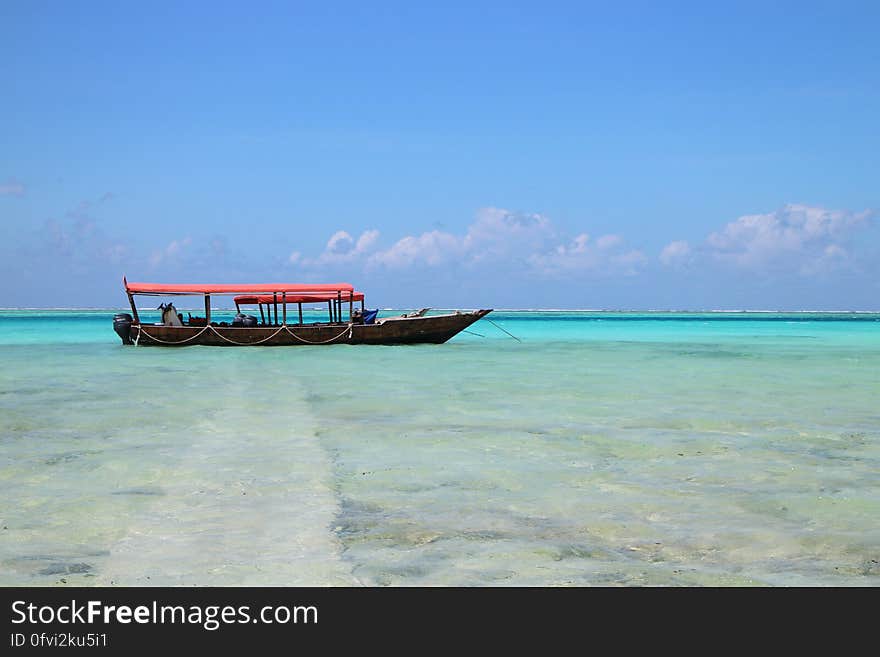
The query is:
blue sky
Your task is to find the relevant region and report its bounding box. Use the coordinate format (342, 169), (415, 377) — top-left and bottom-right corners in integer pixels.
(2, 1), (878, 309)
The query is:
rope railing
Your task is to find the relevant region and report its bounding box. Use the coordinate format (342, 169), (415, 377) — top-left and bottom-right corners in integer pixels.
(134, 322), (353, 346)
(200, 323), (289, 346)
(282, 323), (353, 345)
(134, 324), (211, 346)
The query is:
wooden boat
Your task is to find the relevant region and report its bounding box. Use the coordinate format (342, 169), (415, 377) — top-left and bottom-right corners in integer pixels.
(113, 277), (492, 346)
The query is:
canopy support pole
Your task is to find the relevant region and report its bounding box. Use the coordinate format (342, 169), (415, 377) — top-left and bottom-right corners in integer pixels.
(259, 304), (266, 325)
(127, 293), (140, 324)
(282, 292), (287, 325)
(298, 302), (303, 325)
(204, 294), (211, 323)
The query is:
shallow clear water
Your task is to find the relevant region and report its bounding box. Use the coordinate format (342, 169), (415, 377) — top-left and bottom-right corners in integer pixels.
(1, 310), (878, 586)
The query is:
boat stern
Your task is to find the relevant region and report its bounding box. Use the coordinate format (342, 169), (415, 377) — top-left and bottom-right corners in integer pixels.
(113, 313), (134, 344)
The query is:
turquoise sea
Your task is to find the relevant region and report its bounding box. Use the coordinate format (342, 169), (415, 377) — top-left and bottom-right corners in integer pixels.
(1, 309), (878, 586)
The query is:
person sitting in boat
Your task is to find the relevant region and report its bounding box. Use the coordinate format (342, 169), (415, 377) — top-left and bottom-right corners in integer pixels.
(351, 308), (379, 324)
(158, 302), (184, 327)
(186, 312), (207, 326)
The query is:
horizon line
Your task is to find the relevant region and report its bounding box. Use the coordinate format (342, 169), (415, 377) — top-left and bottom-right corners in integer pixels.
(2, 307), (880, 314)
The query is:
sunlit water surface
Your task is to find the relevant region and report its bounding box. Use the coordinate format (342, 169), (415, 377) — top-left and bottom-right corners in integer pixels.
(1, 310), (878, 586)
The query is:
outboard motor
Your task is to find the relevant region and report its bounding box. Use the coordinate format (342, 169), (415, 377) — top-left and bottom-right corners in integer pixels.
(113, 313), (133, 345)
(232, 313), (258, 327)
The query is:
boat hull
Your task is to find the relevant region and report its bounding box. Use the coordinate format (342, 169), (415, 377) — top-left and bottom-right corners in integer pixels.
(123, 310), (492, 346)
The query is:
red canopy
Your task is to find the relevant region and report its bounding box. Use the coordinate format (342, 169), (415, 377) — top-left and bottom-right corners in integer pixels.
(124, 277), (354, 296)
(235, 292), (364, 305)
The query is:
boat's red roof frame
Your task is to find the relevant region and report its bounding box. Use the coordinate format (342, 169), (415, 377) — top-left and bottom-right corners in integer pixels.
(234, 293), (364, 304)
(124, 277), (354, 296)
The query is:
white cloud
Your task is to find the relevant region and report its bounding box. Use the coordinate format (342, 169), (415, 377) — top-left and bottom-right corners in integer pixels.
(299, 229), (380, 267)
(800, 243), (852, 275)
(659, 240), (691, 266)
(355, 229), (380, 253)
(0, 179), (25, 197)
(103, 243), (129, 264)
(529, 232), (647, 276)
(302, 207), (649, 280)
(368, 230), (462, 268)
(368, 207), (555, 269)
(37, 194), (123, 262)
(326, 230), (354, 254)
(463, 207), (553, 260)
(568, 234), (590, 253)
(288, 204), (874, 287)
(596, 234), (622, 250)
(705, 204), (871, 270)
(150, 237), (192, 267)
(823, 243), (847, 259)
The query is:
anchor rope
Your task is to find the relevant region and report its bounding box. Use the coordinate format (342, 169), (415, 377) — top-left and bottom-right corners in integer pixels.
(486, 318), (522, 342)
